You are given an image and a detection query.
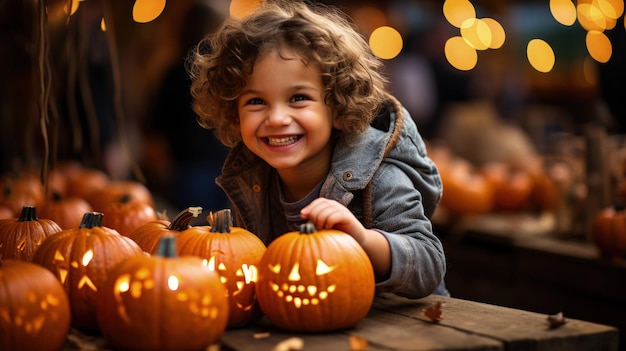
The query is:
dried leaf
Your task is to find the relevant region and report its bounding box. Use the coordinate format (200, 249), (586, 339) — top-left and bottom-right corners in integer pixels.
(547, 312), (567, 329)
(253, 332), (271, 339)
(424, 301), (443, 322)
(349, 334), (368, 350)
(272, 337), (304, 351)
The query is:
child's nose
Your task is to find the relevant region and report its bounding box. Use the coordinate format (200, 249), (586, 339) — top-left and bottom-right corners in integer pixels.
(265, 106), (291, 126)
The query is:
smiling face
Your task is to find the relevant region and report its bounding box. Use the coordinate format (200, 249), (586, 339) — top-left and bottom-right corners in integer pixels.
(237, 49), (336, 179)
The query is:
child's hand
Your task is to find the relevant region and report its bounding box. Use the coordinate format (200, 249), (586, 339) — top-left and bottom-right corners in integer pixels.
(302, 197), (391, 276)
(300, 198), (367, 243)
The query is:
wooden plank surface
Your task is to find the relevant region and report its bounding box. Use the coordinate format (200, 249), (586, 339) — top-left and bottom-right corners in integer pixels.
(62, 293), (618, 351)
(373, 294), (619, 351)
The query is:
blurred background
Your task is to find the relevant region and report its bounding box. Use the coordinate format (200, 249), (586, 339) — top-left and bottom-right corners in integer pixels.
(2, 0), (626, 345)
(1, 0), (624, 211)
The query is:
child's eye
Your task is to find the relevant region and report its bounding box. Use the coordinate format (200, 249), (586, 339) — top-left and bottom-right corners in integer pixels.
(290, 94), (309, 103)
(246, 98), (265, 105)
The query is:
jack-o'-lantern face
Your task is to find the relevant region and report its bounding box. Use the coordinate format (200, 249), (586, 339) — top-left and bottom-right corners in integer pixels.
(266, 259), (338, 308)
(255, 223), (376, 333)
(203, 253), (259, 311)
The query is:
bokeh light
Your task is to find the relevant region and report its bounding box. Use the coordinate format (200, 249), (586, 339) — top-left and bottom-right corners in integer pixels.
(550, 0), (577, 26)
(369, 26), (403, 60)
(443, 0), (476, 28)
(586, 30), (612, 63)
(445, 36), (478, 71)
(482, 18), (506, 49)
(460, 18), (491, 50)
(132, 0), (166, 23)
(230, 0), (263, 19)
(527, 39), (555, 73)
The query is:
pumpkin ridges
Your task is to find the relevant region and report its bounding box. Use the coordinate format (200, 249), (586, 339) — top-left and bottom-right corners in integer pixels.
(31, 212), (143, 333)
(256, 224), (375, 332)
(0, 260), (71, 351)
(96, 236), (229, 350)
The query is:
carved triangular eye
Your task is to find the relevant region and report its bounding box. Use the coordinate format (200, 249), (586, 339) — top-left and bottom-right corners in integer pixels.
(315, 259), (337, 276)
(288, 263), (301, 281)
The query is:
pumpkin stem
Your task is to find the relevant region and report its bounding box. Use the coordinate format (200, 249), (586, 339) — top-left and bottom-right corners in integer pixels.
(79, 212), (104, 228)
(169, 207), (203, 231)
(156, 235), (178, 258)
(209, 209), (232, 233)
(18, 206), (38, 222)
(299, 221), (317, 234)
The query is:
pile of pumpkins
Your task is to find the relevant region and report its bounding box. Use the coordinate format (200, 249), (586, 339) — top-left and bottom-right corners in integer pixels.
(0, 163), (375, 351)
(430, 144), (626, 263)
(428, 145), (562, 217)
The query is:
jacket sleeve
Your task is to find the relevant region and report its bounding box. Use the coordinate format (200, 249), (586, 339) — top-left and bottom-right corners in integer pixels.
(369, 159), (446, 299)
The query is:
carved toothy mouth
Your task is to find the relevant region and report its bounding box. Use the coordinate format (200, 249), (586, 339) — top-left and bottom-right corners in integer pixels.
(268, 282), (336, 308)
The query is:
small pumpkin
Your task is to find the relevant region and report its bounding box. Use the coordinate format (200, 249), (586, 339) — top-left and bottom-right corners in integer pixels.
(0, 206), (62, 261)
(32, 212), (144, 333)
(89, 180), (153, 212)
(0, 173), (44, 214)
(481, 162), (534, 212)
(592, 204), (626, 261)
(439, 157), (494, 216)
(96, 235), (229, 351)
(256, 222), (375, 332)
(101, 194), (158, 237)
(0, 259), (71, 351)
(66, 167), (110, 201)
(177, 208), (267, 328)
(127, 206), (204, 254)
(39, 191), (94, 230)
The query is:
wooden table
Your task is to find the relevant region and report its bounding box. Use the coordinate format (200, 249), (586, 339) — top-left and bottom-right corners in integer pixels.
(65, 293), (618, 351)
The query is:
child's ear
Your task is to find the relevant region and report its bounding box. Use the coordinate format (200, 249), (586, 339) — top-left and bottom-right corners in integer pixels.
(332, 116), (344, 130)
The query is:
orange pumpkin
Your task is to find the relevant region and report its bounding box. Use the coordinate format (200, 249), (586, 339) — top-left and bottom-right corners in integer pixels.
(439, 157), (494, 215)
(256, 222), (375, 332)
(32, 212), (144, 333)
(96, 235), (229, 350)
(66, 168), (110, 201)
(592, 205), (626, 261)
(39, 191), (93, 230)
(0, 174), (44, 214)
(0, 259), (71, 351)
(89, 180), (153, 212)
(127, 207), (204, 254)
(0, 206), (62, 261)
(101, 194), (157, 237)
(481, 162), (533, 212)
(177, 208), (266, 328)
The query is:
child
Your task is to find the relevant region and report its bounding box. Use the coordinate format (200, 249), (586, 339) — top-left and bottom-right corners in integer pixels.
(189, 0), (447, 298)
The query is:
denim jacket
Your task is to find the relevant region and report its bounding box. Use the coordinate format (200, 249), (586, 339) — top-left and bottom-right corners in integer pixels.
(216, 95), (446, 298)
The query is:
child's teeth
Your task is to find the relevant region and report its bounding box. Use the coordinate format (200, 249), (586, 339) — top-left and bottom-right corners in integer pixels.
(268, 136), (298, 146)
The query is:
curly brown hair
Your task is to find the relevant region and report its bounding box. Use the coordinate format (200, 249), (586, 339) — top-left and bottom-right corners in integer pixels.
(188, 0), (389, 148)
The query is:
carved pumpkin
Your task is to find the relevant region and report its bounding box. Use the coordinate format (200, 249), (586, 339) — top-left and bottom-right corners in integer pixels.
(0, 259), (71, 351)
(101, 194), (157, 237)
(32, 212), (143, 333)
(39, 191), (93, 230)
(127, 207), (204, 254)
(177, 208), (266, 328)
(256, 222), (375, 332)
(0, 206), (62, 261)
(96, 235), (229, 350)
(592, 205), (626, 261)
